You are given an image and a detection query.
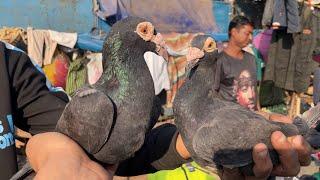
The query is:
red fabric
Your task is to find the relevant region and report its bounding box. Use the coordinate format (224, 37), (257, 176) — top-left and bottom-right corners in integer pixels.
(313, 55), (320, 63)
(43, 53), (69, 89)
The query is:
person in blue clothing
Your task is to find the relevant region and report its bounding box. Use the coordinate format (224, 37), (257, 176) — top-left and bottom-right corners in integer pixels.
(0, 40), (68, 179)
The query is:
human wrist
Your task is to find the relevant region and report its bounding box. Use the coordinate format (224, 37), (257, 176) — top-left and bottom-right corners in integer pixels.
(26, 132), (89, 171)
(176, 133), (191, 159)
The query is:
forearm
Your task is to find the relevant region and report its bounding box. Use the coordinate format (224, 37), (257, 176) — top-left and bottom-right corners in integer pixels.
(26, 132), (111, 180)
(256, 111), (292, 124)
(26, 132), (90, 172)
(176, 133), (190, 159)
(269, 113), (293, 124)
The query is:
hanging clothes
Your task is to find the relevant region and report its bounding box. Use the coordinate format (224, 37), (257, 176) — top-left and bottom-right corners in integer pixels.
(243, 45), (264, 82)
(313, 68), (320, 105)
(312, 7), (320, 63)
(92, 0), (117, 21)
(86, 53), (103, 85)
(65, 57), (88, 96)
(43, 52), (70, 89)
(264, 5), (320, 93)
(262, 0), (301, 33)
(253, 29), (273, 62)
(27, 28), (77, 67)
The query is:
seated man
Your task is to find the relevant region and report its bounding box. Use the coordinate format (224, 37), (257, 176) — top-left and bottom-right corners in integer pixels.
(214, 15), (299, 124)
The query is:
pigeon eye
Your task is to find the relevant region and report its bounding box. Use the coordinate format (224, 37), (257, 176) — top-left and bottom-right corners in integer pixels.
(135, 22), (155, 41)
(143, 29), (147, 34)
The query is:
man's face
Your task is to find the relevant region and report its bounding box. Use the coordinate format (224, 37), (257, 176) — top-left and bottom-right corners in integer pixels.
(231, 25), (253, 48)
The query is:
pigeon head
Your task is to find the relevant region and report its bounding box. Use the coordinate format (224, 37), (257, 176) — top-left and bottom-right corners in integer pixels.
(183, 35), (218, 79)
(190, 35), (217, 53)
(101, 16), (159, 71)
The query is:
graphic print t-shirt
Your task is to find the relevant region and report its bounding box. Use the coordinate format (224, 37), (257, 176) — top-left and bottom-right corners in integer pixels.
(0, 41), (67, 179)
(214, 51), (257, 110)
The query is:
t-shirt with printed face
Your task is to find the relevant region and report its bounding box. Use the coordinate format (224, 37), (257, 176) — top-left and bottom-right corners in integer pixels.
(214, 51), (257, 111)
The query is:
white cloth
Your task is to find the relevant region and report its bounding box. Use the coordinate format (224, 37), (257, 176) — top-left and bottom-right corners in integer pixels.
(86, 53), (103, 85)
(27, 27), (57, 66)
(144, 51), (170, 95)
(27, 28), (77, 66)
(48, 30), (77, 48)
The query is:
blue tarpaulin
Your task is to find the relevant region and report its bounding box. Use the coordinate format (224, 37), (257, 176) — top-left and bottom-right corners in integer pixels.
(77, 0), (231, 51)
(0, 1), (231, 51)
(95, 0), (221, 33)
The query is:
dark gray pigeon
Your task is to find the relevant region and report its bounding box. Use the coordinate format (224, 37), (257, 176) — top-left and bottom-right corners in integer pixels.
(174, 46), (301, 175)
(56, 16), (163, 164)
